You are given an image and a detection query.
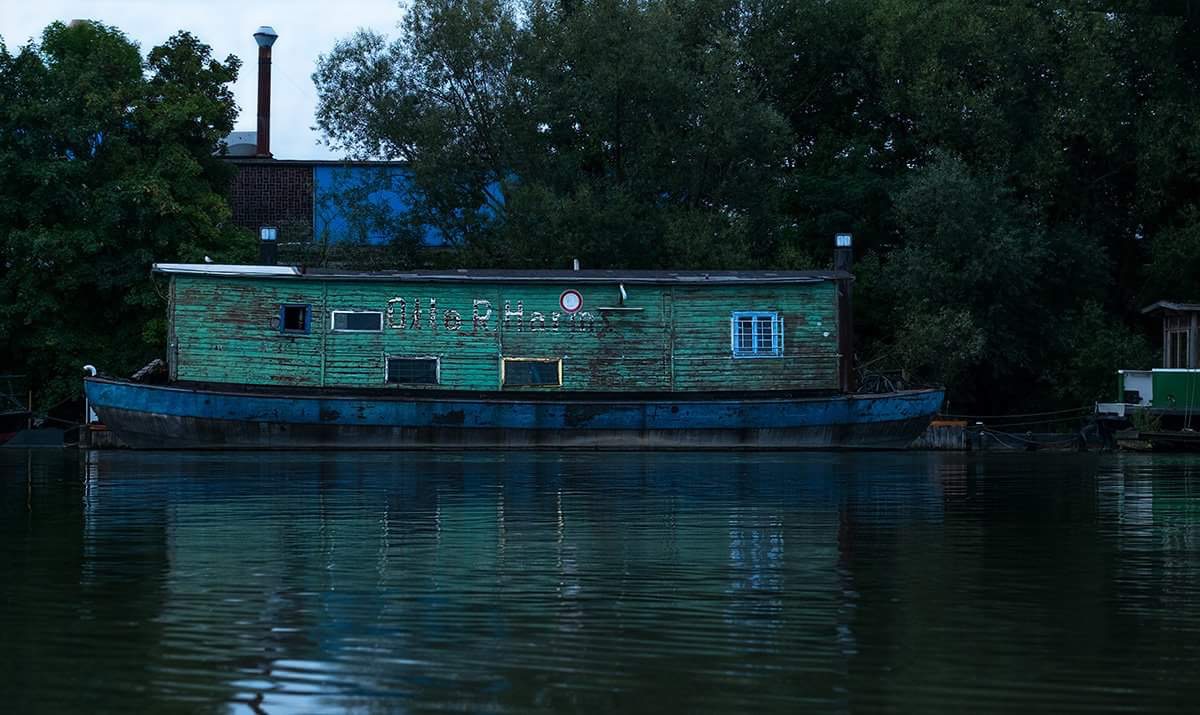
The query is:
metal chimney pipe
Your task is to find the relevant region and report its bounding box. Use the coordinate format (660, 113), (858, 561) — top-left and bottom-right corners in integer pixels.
(253, 26), (278, 158)
(833, 233), (855, 392)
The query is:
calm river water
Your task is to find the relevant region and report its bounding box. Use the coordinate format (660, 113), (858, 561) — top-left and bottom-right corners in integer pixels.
(2, 450), (1199, 713)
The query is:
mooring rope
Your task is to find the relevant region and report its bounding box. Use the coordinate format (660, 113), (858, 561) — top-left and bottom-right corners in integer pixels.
(977, 428), (1081, 450)
(941, 406), (1092, 420)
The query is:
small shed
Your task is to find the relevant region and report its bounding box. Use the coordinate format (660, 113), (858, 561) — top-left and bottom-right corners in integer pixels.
(1142, 301), (1200, 368)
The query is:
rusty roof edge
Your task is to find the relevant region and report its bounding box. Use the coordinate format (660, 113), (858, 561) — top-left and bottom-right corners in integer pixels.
(1141, 300), (1200, 315)
(152, 264), (850, 284)
(222, 157), (411, 168)
(153, 263), (302, 277)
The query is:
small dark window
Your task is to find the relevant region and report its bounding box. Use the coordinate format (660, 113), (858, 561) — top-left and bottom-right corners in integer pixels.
(332, 311), (383, 332)
(503, 358), (561, 387)
(280, 304), (310, 334)
(387, 357), (439, 385)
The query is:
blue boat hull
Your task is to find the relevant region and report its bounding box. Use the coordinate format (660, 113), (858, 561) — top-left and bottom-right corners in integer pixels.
(83, 378), (943, 450)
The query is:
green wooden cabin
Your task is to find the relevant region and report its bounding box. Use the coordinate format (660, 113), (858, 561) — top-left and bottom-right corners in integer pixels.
(156, 264), (852, 394)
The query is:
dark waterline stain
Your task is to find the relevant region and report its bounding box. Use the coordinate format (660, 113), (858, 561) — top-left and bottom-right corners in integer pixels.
(2, 450), (1200, 713)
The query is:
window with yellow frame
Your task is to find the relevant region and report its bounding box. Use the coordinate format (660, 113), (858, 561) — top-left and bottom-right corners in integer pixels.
(501, 357), (563, 387)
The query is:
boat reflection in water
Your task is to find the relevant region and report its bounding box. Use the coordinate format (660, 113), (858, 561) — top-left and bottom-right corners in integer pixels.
(4, 450), (1200, 712)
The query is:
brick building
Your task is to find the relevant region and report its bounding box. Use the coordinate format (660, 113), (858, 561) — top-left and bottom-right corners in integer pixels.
(225, 157), (474, 248)
(222, 28), (447, 250)
(227, 158), (314, 240)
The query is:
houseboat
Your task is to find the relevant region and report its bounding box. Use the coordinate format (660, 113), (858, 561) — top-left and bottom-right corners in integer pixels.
(83, 261), (944, 449)
(1097, 301), (1200, 450)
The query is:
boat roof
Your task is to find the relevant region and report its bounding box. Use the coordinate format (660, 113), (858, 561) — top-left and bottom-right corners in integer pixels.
(1141, 300), (1200, 315)
(152, 263), (850, 284)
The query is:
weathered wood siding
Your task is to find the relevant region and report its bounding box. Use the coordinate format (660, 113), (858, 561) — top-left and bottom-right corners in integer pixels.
(174, 276), (327, 387)
(671, 285), (840, 391)
(171, 276), (841, 392)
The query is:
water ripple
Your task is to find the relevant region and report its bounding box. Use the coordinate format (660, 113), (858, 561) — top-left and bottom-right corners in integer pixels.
(3, 450), (1200, 712)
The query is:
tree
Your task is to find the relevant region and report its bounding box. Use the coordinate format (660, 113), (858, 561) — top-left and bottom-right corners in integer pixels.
(1143, 207), (1200, 303)
(313, 0), (1200, 411)
(856, 153), (1110, 409)
(314, 0), (791, 269)
(313, 0), (520, 252)
(0, 21), (249, 407)
(1049, 301), (1153, 405)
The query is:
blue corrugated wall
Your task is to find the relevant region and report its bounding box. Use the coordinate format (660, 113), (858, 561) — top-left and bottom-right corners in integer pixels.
(312, 165), (504, 247)
(313, 165), (444, 246)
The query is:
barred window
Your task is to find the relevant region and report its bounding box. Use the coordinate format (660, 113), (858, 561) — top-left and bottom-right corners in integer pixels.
(731, 311), (783, 358)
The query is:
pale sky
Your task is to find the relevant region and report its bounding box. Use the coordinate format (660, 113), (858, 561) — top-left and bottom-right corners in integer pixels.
(1, 0), (406, 159)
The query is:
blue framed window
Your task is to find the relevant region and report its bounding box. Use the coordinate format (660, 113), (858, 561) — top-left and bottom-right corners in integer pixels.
(279, 304), (311, 334)
(731, 311), (783, 358)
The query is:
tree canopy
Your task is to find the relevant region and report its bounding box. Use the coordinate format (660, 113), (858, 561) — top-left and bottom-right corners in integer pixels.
(314, 0), (1200, 411)
(0, 21), (249, 406)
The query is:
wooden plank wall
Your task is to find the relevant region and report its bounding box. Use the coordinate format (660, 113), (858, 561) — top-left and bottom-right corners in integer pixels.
(671, 285), (839, 391)
(172, 276), (841, 392)
(174, 277), (326, 387)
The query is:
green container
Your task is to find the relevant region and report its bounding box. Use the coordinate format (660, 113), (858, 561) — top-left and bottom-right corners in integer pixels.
(1150, 370), (1200, 410)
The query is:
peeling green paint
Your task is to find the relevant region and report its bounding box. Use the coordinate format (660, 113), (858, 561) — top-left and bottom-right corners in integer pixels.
(170, 275), (842, 392)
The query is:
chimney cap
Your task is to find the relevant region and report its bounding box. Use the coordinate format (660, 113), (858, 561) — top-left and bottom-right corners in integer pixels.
(253, 26), (278, 47)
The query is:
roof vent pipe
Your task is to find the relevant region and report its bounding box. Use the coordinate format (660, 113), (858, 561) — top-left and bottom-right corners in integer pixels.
(834, 233), (853, 272)
(259, 226), (278, 265)
(833, 233), (854, 392)
(253, 26), (278, 158)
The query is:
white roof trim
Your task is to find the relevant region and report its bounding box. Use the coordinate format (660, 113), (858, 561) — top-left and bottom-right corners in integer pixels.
(153, 263), (302, 277)
(150, 263), (841, 284)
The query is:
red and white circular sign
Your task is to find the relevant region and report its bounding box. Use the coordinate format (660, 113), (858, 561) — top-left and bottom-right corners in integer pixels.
(559, 289), (583, 314)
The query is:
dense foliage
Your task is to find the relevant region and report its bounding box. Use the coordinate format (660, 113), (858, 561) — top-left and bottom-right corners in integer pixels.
(0, 21), (250, 406)
(314, 0), (1200, 411)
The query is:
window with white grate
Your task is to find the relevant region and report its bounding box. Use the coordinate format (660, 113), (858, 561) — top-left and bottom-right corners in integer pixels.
(730, 311), (783, 358)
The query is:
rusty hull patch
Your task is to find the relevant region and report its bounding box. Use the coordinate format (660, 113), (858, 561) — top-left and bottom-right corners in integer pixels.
(432, 409), (466, 426)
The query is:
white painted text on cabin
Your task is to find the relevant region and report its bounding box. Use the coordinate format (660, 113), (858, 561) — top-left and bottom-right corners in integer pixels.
(386, 298), (597, 333)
